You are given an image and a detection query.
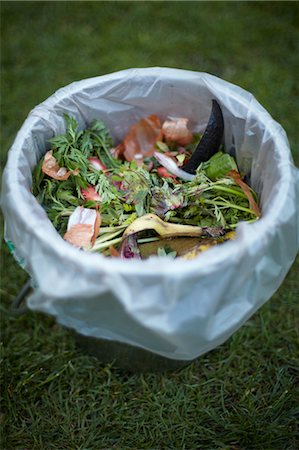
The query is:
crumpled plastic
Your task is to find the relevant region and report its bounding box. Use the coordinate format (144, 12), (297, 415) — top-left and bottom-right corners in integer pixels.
(1, 67), (299, 360)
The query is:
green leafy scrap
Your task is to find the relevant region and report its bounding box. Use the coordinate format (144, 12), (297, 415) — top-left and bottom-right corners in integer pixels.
(119, 163), (152, 217)
(33, 115), (122, 234)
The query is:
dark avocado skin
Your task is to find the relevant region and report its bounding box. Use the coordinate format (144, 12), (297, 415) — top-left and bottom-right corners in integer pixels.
(183, 99), (224, 174)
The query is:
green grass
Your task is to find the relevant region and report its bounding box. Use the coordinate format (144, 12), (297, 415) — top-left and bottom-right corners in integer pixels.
(1, 2), (299, 449)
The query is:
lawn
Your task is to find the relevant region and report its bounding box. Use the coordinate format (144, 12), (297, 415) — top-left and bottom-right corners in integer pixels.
(1, 2), (299, 449)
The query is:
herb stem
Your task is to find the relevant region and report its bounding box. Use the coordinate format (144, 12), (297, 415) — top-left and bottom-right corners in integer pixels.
(94, 228), (125, 244)
(99, 225), (127, 234)
(90, 131), (117, 167)
(203, 199), (256, 215)
(90, 236), (123, 253)
(229, 218), (259, 228)
(201, 185), (247, 198)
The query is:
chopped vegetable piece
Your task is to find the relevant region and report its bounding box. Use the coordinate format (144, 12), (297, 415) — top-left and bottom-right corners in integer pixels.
(154, 152), (195, 181)
(123, 213), (223, 239)
(123, 115), (163, 162)
(202, 151), (238, 180)
(109, 245), (120, 257)
(228, 170), (260, 217)
(81, 185), (102, 202)
(162, 118), (193, 146)
(150, 184), (183, 217)
(63, 224), (94, 249)
(157, 166), (177, 180)
(88, 157), (106, 171)
(119, 233), (141, 259)
(42, 150), (72, 180)
(64, 206), (101, 248)
(110, 142), (125, 160)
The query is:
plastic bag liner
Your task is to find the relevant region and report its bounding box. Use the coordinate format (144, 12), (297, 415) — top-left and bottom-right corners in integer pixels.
(2, 67), (299, 361)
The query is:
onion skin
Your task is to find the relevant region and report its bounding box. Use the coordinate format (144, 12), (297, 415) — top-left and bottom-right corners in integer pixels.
(182, 100), (224, 175)
(81, 185), (102, 202)
(42, 150), (72, 180)
(64, 206), (101, 249)
(153, 151), (195, 181)
(162, 118), (193, 146)
(123, 115), (163, 161)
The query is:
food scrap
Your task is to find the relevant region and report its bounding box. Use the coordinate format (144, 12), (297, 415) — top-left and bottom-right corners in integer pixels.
(32, 103), (260, 260)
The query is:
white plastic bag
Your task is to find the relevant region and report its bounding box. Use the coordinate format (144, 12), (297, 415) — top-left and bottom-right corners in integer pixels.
(2, 68), (299, 360)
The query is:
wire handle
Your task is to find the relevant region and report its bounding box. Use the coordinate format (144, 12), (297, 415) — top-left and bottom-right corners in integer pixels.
(11, 279), (32, 316)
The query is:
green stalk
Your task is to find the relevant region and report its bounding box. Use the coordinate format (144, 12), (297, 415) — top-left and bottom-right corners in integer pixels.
(99, 225), (127, 234)
(94, 228), (125, 244)
(203, 199), (256, 215)
(90, 132), (118, 168)
(90, 236), (122, 253)
(229, 218), (258, 228)
(201, 185), (247, 198)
